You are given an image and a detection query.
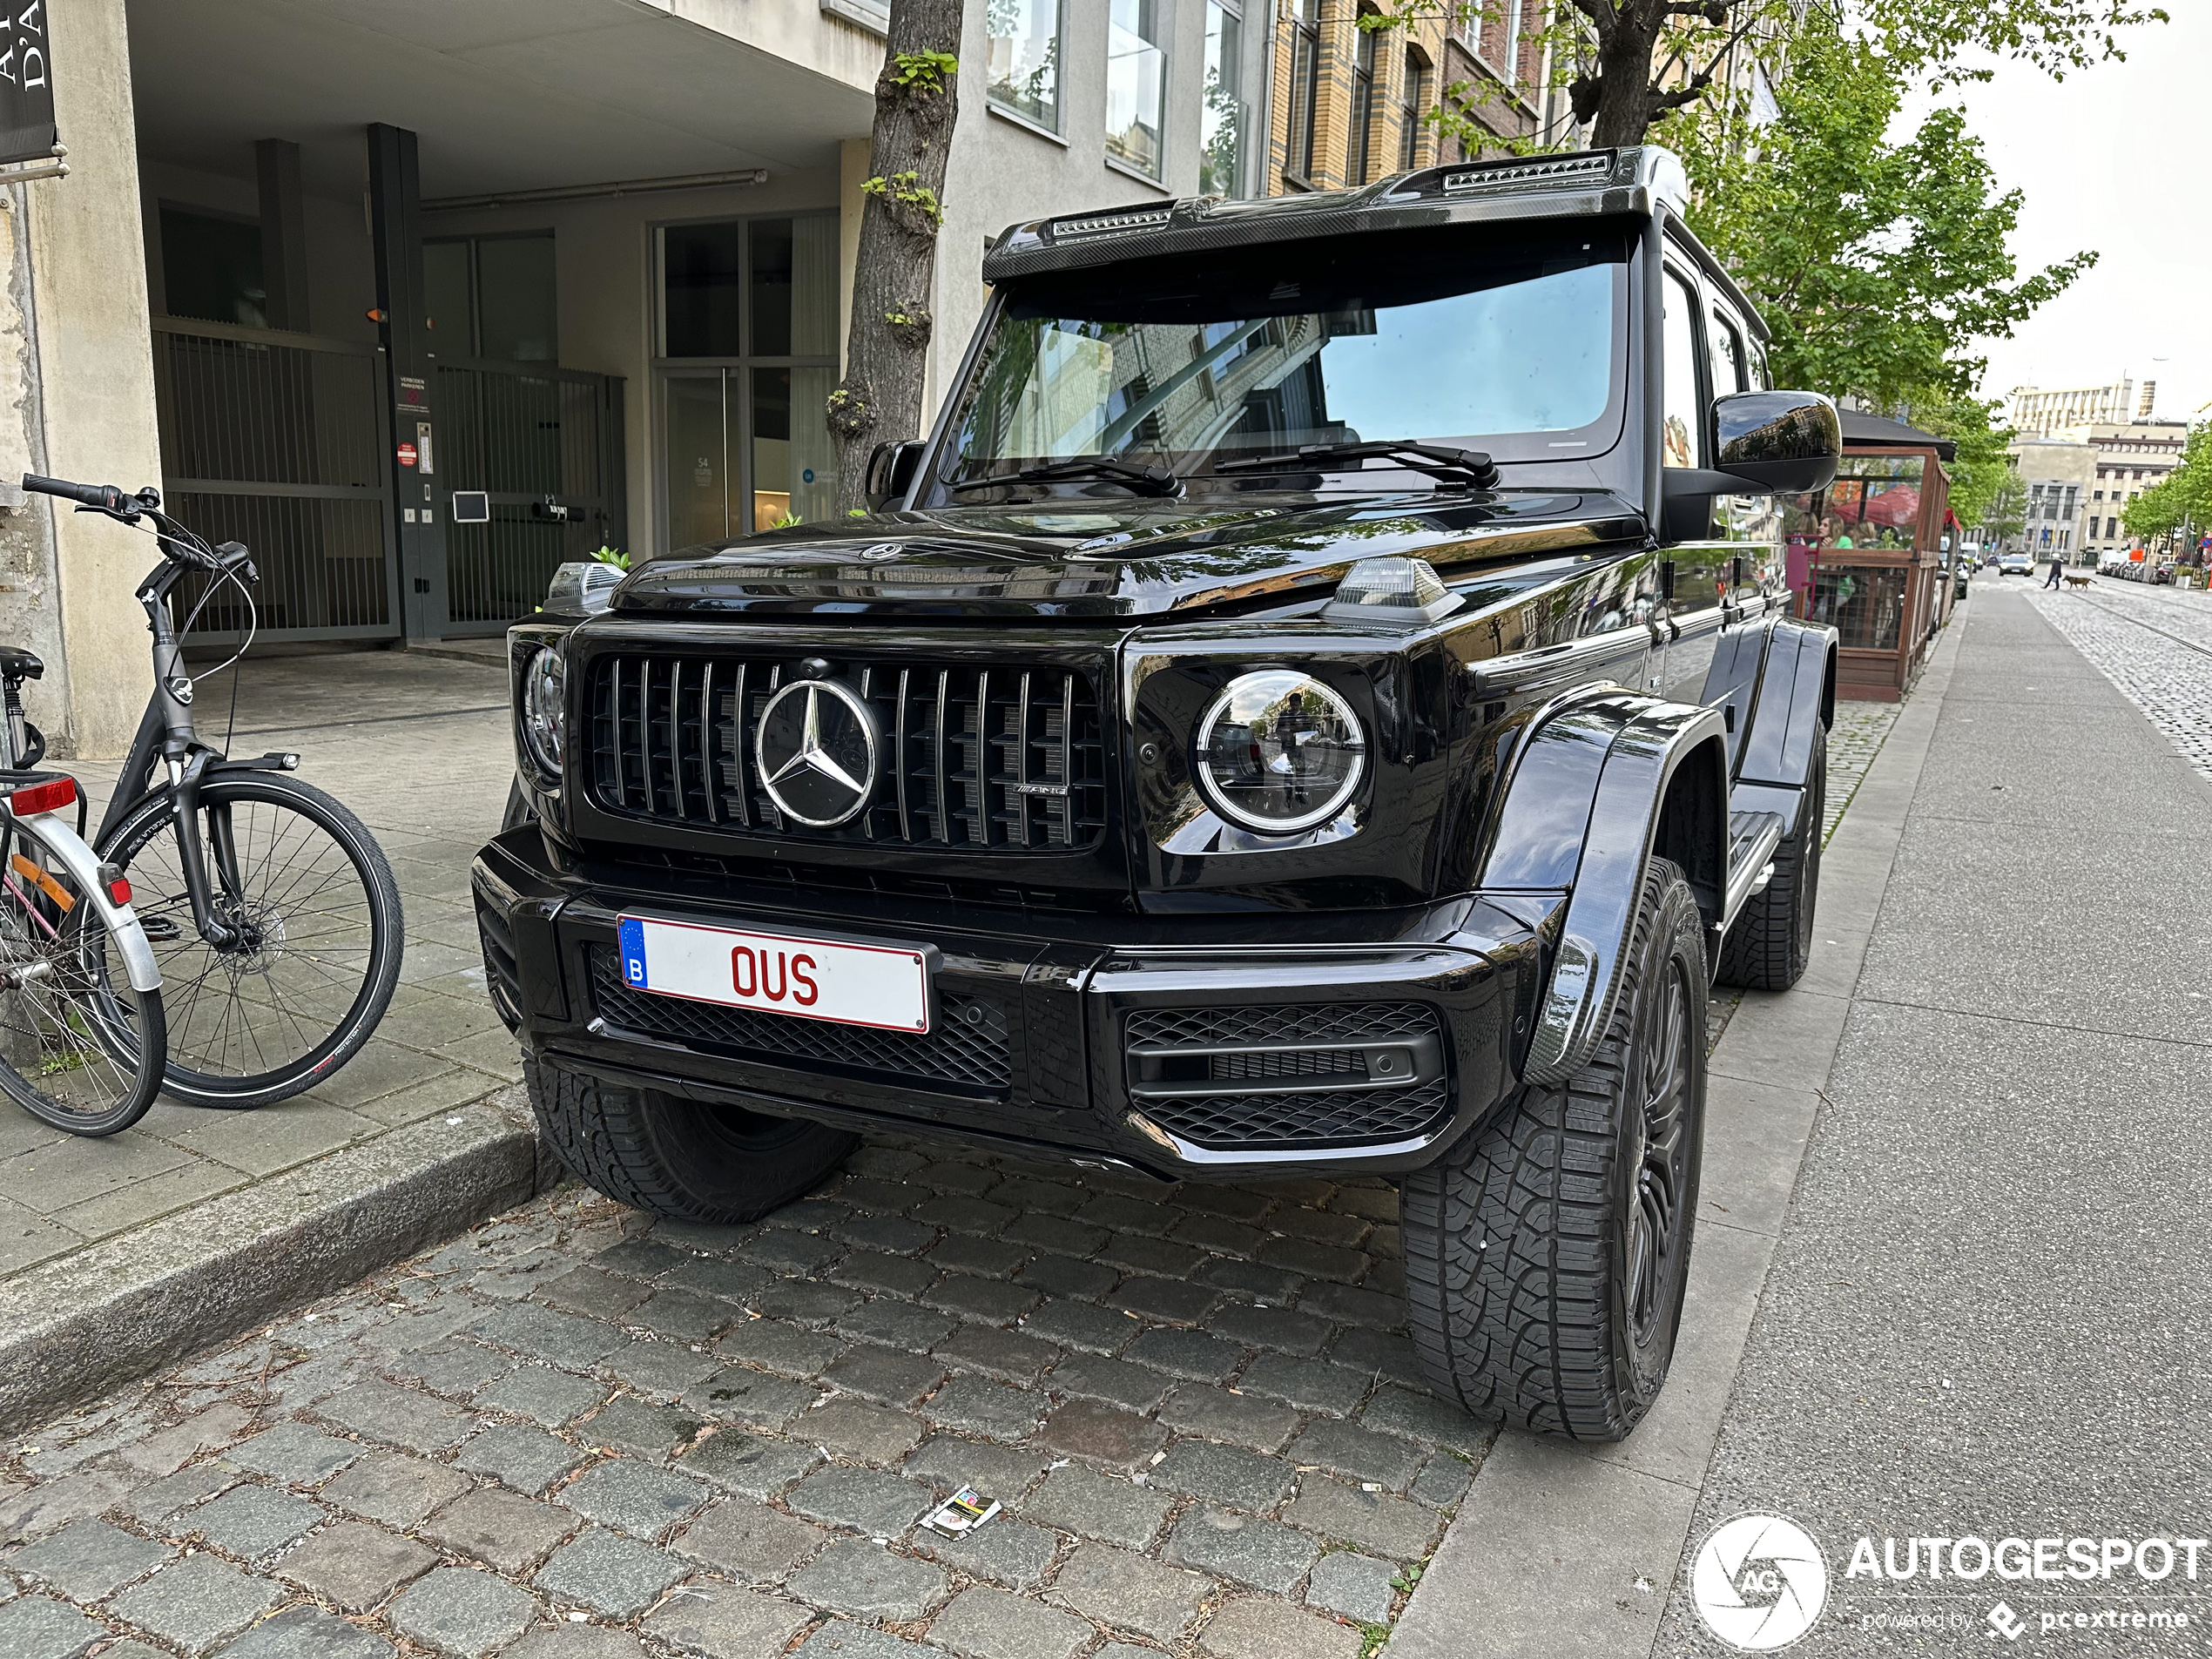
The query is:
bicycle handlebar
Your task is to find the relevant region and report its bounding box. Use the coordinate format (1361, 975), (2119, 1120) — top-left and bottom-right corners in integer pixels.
(18, 473), (239, 574)
(22, 474), (137, 515)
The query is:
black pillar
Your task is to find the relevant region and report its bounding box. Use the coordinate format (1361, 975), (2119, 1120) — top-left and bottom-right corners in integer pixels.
(253, 139), (309, 332)
(367, 122), (448, 641)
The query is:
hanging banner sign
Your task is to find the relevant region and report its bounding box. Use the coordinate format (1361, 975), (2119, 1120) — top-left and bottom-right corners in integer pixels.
(0, 2), (57, 168)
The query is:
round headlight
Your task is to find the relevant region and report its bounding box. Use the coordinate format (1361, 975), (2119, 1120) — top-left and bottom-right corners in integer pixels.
(522, 647), (564, 776)
(1193, 670), (1366, 833)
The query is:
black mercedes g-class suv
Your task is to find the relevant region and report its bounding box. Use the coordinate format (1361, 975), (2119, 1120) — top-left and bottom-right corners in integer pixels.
(475, 145), (1840, 1442)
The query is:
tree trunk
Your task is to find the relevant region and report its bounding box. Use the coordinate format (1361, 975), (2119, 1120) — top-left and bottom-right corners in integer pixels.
(828, 0), (963, 516)
(1587, 0), (1669, 148)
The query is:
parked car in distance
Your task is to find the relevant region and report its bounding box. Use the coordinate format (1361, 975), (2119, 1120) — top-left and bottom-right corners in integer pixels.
(478, 145), (1844, 1446)
(1997, 552), (2035, 577)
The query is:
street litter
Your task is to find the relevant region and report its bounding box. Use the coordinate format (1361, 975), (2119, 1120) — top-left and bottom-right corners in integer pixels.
(922, 1486), (1001, 1535)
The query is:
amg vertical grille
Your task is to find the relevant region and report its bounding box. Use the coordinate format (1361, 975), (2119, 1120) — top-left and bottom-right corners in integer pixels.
(586, 653), (1109, 853)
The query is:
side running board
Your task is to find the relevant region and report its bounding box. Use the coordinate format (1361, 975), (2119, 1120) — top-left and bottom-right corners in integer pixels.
(1722, 809), (1786, 932)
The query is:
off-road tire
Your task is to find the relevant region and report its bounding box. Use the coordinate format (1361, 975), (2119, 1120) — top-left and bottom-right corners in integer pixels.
(525, 1056), (857, 1224)
(1716, 721), (1826, 990)
(1401, 858), (1708, 1440)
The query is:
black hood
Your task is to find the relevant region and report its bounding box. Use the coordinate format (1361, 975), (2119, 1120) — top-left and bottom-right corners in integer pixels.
(612, 493), (1645, 622)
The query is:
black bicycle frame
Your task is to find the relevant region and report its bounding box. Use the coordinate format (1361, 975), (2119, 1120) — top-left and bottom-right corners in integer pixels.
(91, 539), (287, 953)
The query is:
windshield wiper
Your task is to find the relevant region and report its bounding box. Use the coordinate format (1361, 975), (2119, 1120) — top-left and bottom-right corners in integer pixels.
(950, 458), (1181, 497)
(1212, 442), (1501, 489)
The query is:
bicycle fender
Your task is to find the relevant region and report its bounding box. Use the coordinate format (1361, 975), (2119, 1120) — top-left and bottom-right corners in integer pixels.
(18, 812), (162, 992)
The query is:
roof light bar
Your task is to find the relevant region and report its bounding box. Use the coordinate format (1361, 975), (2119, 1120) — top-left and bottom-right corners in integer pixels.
(1050, 206), (1174, 239)
(1442, 153), (1615, 195)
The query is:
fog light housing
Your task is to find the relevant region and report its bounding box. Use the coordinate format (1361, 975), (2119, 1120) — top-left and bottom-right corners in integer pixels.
(1193, 671), (1366, 833)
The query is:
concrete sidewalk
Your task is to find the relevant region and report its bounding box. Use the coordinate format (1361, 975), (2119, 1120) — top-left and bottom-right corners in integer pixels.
(1648, 583), (2212, 1651)
(0, 647), (546, 1426)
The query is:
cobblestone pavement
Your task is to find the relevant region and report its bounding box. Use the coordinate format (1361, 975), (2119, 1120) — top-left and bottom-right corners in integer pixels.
(2023, 579), (2212, 781)
(0, 650), (520, 1281)
(0, 1138), (1471, 1659)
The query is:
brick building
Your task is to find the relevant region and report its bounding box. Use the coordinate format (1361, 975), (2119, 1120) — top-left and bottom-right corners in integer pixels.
(1265, 1), (1549, 196)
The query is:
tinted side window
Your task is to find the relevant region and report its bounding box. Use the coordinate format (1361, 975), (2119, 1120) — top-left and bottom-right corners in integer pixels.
(1710, 308), (1748, 396)
(1660, 271), (1703, 469)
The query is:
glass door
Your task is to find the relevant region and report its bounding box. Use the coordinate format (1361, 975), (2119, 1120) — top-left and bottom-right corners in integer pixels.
(655, 214), (840, 549)
(662, 373), (737, 550)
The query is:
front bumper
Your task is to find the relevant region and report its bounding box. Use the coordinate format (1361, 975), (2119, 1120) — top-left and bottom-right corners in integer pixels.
(472, 827), (1554, 1182)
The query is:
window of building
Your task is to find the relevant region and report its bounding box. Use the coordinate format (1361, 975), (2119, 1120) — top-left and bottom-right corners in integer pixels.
(160, 206), (267, 328)
(657, 213), (839, 545)
(1497, 0), (1522, 76)
(1286, 0), (1321, 186)
(424, 233), (558, 362)
(1659, 271), (1703, 469)
(1199, 2), (1245, 197)
(1107, 0), (1167, 176)
(1399, 47), (1429, 172)
(988, 0), (1061, 132)
(1349, 10), (1378, 184)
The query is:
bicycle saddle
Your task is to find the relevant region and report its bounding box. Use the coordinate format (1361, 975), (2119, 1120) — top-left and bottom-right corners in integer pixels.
(0, 645), (44, 683)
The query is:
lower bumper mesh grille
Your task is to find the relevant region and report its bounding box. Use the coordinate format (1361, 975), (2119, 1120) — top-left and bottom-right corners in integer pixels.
(588, 944), (1011, 1095)
(1125, 1001), (1450, 1150)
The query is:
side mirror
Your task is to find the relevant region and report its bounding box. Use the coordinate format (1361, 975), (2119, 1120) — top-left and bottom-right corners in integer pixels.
(865, 440), (927, 510)
(1712, 390), (1841, 494)
(1660, 390), (1842, 509)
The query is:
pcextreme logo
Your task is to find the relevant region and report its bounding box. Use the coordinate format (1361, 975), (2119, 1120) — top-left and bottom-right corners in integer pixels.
(1691, 1513), (1832, 1651)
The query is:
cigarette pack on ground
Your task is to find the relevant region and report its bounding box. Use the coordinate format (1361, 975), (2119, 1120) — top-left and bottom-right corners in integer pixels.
(921, 1487), (1001, 1536)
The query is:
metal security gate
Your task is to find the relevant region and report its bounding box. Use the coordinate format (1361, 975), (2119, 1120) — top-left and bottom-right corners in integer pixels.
(438, 361), (625, 636)
(151, 320), (401, 642)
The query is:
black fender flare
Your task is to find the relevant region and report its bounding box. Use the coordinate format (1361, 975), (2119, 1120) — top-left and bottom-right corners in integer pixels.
(1480, 691), (1730, 1086)
(1713, 616), (1837, 836)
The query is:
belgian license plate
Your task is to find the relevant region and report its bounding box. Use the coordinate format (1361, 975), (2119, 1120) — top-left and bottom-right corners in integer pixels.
(615, 915), (932, 1034)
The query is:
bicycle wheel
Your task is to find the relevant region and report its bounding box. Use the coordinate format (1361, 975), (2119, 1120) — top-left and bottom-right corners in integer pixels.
(0, 817), (165, 1135)
(97, 772), (403, 1109)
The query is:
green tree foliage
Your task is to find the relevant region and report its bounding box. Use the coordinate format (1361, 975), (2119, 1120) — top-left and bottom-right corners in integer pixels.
(2122, 422), (2212, 545)
(1371, 0), (2162, 154)
(1678, 29), (2094, 413)
(1905, 388), (2014, 531)
(1978, 471), (2029, 545)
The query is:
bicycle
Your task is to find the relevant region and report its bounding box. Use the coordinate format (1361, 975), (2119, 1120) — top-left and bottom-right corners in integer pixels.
(0, 767), (166, 1134)
(16, 475), (405, 1109)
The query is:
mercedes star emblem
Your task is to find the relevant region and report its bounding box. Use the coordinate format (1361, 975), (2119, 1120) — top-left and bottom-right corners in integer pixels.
(755, 677), (880, 827)
(860, 543), (904, 561)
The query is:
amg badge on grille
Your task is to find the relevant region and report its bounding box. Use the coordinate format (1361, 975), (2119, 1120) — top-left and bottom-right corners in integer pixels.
(756, 678), (880, 827)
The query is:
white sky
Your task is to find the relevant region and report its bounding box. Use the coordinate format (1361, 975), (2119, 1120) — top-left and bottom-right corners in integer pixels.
(1919, 6), (2212, 424)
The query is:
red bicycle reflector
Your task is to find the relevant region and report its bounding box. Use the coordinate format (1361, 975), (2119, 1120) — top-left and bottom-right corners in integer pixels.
(6, 777), (77, 817)
(107, 876), (132, 906)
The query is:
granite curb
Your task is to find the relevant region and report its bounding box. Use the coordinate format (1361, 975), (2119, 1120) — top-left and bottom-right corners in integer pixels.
(0, 1089), (553, 1433)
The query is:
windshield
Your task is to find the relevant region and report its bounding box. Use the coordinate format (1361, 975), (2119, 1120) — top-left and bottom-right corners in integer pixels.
(940, 223), (1629, 496)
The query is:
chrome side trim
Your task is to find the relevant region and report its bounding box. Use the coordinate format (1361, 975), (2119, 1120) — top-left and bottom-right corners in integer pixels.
(1124, 1109), (1448, 1169)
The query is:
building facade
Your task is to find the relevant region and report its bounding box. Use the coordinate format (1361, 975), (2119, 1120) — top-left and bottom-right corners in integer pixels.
(2009, 375), (2155, 438)
(1266, 1), (1549, 197)
(0, 0), (1269, 758)
(2065, 421), (2188, 560)
(2006, 436), (2096, 564)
